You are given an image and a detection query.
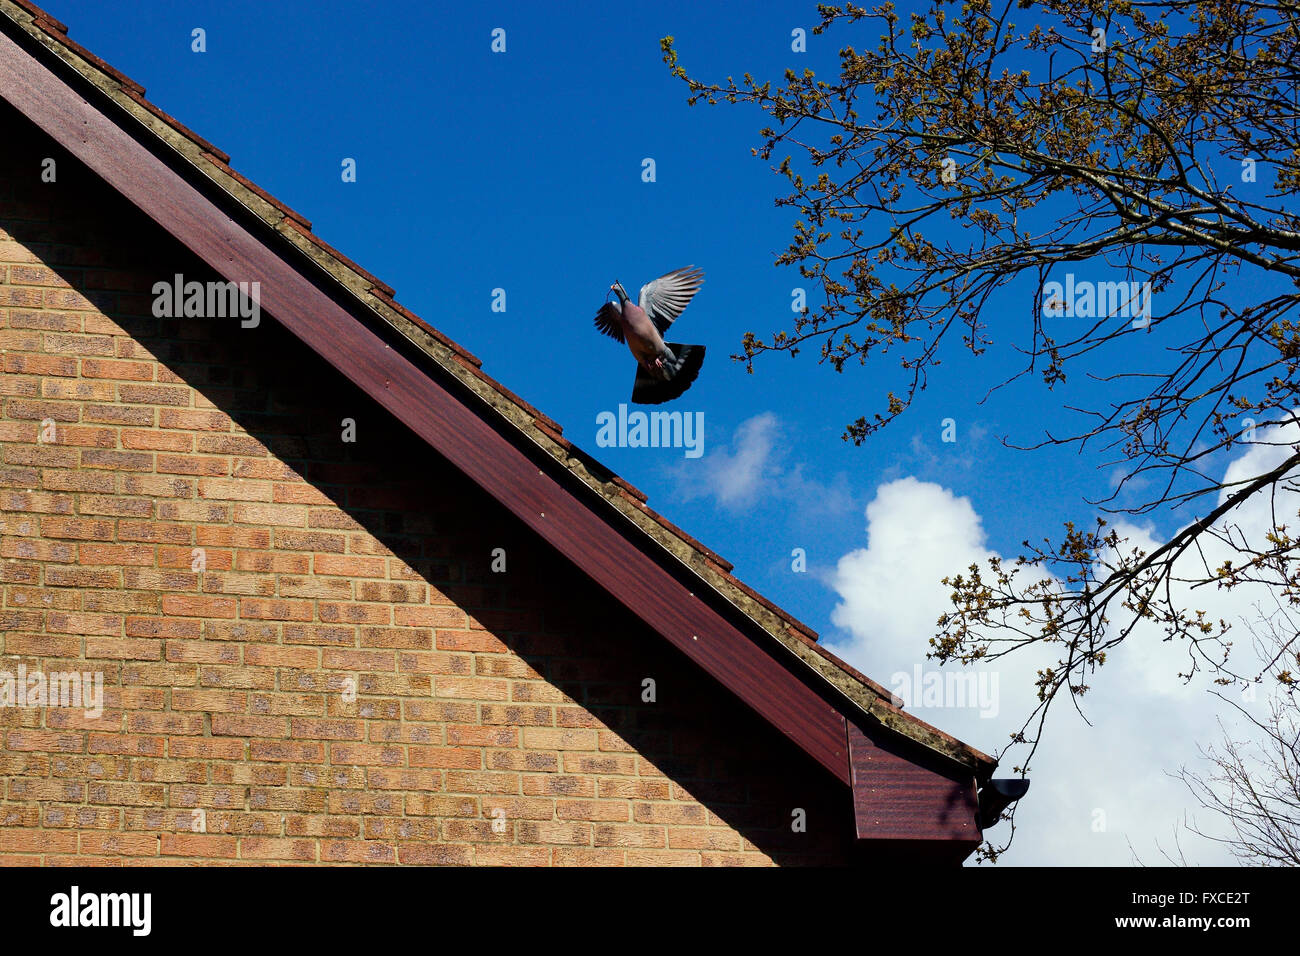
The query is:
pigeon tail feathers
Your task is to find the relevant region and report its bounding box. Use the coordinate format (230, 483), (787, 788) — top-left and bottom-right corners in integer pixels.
(630, 344), (706, 404)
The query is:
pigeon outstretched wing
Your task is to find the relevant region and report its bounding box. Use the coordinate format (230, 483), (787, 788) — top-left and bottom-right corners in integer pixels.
(593, 301), (625, 343)
(638, 266), (704, 335)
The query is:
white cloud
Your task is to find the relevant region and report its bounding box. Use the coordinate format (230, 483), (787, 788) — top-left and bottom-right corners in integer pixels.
(823, 434), (1300, 865)
(702, 412), (780, 509)
(828, 478), (993, 650)
(878, 422), (991, 483)
(674, 412), (857, 517)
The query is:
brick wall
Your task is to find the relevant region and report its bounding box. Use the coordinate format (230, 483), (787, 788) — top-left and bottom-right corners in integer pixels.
(0, 110), (857, 865)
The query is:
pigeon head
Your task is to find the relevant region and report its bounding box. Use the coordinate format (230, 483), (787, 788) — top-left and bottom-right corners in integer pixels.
(610, 281), (630, 304)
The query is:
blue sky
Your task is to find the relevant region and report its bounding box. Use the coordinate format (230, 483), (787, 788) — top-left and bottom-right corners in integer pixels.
(40, 0), (1290, 864)
(34, 0), (1092, 611)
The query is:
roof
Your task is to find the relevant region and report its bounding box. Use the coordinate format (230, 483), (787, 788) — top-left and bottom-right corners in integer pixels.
(0, 0), (998, 819)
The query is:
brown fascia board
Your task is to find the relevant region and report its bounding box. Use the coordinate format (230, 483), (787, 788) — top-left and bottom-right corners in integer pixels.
(0, 0), (997, 782)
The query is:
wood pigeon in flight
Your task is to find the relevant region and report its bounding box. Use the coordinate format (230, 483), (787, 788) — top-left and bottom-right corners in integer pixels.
(593, 266), (706, 404)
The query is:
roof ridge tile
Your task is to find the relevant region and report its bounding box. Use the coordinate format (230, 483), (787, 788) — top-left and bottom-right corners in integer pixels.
(26, 13), (145, 94)
(200, 151), (312, 231)
(12, 0), (62, 31)
(367, 287), (483, 364)
(121, 87), (230, 163)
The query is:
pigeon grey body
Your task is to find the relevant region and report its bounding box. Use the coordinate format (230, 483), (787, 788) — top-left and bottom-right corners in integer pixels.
(593, 266), (706, 404)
